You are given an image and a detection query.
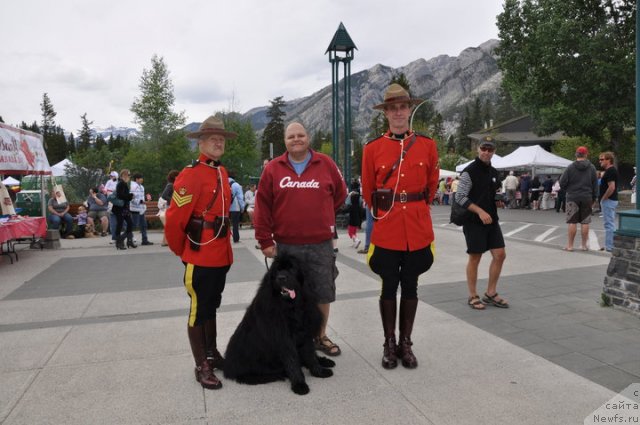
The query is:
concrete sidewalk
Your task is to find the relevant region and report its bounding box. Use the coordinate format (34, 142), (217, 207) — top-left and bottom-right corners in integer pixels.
(0, 226), (638, 425)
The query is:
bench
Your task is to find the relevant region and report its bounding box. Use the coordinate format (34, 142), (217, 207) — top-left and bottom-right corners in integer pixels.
(144, 201), (161, 224)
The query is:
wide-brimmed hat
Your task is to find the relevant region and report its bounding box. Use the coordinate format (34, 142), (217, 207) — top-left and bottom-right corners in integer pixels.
(373, 83), (423, 110)
(186, 116), (237, 140)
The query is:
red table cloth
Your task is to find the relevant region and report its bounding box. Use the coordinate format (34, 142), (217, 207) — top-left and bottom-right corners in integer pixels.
(0, 217), (47, 244)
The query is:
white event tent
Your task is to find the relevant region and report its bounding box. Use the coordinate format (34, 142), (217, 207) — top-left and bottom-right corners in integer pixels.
(51, 158), (74, 177)
(2, 176), (20, 186)
(495, 145), (572, 173)
(455, 154), (504, 172)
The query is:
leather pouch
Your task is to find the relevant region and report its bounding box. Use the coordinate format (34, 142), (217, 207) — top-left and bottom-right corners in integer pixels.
(372, 189), (393, 217)
(213, 216), (229, 237)
(186, 216), (204, 251)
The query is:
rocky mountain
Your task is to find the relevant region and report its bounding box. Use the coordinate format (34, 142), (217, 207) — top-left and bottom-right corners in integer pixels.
(243, 39), (502, 140)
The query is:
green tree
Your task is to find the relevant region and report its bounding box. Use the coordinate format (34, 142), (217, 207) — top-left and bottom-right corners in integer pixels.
(221, 113), (259, 184)
(95, 134), (106, 150)
(77, 113), (93, 152)
(40, 93), (67, 163)
(130, 54), (186, 144)
(494, 85), (522, 123)
(261, 96), (286, 159)
(67, 133), (76, 155)
(496, 0), (635, 152)
(122, 130), (192, 197)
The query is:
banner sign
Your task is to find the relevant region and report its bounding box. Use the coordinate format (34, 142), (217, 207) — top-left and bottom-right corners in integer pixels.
(0, 123), (52, 175)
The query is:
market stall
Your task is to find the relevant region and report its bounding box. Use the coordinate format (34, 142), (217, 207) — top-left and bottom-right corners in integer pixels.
(0, 123), (52, 216)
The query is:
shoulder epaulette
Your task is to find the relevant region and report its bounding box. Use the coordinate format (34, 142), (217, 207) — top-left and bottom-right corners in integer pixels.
(186, 159), (200, 168)
(365, 135), (384, 145)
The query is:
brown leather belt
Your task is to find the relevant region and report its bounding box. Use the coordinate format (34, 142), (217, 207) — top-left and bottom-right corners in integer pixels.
(393, 192), (426, 203)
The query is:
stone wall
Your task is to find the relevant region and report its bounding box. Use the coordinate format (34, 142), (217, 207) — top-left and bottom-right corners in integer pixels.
(604, 234), (640, 316)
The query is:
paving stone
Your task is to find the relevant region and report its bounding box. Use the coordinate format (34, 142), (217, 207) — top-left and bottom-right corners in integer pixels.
(580, 366), (640, 393)
(549, 352), (607, 373)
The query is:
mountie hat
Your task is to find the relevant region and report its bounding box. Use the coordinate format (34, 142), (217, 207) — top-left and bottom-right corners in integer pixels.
(373, 83), (423, 110)
(186, 116), (238, 140)
(110, 171), (119, 178)
(576, 146), (588, 157)
(479, 135), (496, 148)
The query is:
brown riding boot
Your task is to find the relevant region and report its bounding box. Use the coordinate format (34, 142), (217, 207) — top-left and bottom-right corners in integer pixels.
(397, 298), (418, 369)
(379, 299), (398, 369)
(187, 325), (222, 389)
(204, 318), (224, 370)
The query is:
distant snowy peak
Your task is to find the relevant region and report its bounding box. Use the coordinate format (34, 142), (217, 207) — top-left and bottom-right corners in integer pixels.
(92, 126), (139, 139)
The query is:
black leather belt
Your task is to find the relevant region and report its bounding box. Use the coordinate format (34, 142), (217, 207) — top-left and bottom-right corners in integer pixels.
(202, 218), (230, 229)
(202, 220), (216, 229)
(393, 192), (426, 203)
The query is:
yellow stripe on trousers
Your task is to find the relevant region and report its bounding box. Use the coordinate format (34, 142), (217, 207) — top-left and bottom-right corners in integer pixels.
(184, 263), (198, 327)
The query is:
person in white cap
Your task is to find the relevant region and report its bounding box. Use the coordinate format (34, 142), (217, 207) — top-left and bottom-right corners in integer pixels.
(104, 171), (121, 242)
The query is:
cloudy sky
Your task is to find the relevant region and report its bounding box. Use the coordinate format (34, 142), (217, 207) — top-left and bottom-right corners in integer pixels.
(1, 0), (504, 133)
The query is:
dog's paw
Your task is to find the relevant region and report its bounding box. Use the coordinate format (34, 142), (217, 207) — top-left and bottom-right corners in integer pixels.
(291, 382), (310, 395)
(316, 356), (336, 368)
(310, 367), (333, 378)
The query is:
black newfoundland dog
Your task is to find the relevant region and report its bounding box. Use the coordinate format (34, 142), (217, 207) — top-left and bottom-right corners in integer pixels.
(224, 253), (335, 395)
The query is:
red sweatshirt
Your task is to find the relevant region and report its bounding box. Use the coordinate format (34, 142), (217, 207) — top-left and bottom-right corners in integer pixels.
(254, 150), (347, 249)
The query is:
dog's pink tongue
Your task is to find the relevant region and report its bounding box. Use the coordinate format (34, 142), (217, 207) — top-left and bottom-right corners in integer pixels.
(287, 289), (296, 299)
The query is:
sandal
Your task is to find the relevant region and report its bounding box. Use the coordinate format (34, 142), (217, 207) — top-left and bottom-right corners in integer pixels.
(468, 295), (486, 310)
(482, 292), (509, 308)
(314, 335), (341, 356)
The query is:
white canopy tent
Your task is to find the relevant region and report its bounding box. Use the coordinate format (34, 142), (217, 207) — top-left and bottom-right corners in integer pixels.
(51, 158), (74, 177)
(455, 154), (504, 172)
(495, 145), (572, 171)
(2, 176), (20, 186)
(439, 169), (458, 179)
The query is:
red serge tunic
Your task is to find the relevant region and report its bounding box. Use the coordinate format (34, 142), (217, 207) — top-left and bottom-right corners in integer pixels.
(165, 154), (233, 267)
(254, 150), (347, 250)
(361, 132), (439, 251)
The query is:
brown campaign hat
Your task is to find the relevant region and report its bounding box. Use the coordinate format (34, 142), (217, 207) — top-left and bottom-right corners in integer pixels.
(373, 83), (423, 110)
(186, 116), (237, 140)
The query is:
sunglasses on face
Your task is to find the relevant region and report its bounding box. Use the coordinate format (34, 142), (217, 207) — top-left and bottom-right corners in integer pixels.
(480, 146), (495, 152)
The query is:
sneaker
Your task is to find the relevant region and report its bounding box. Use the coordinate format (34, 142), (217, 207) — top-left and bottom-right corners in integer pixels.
(354, 239), (361, 249)
(357, 248), (368, 254)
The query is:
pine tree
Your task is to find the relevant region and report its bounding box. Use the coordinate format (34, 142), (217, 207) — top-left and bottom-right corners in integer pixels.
(261, 96), (286, 159)
(130, 55), (186, 144)
(95, 134), (106, 150)
(77, 113), (93, 152)
(67, 133), (76, 155)
(40, 93), (56, 148)
(40, 94), (67, 163)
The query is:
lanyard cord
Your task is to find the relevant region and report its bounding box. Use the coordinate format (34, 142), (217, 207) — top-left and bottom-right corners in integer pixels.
(371, 136), (405, 221)
(186, 166), (227, 245)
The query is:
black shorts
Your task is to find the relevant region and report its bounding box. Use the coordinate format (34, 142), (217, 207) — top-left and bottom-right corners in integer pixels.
(183, 263), (230, 327)
(462, 221), (505, 254)
(565, 199), (592, 224)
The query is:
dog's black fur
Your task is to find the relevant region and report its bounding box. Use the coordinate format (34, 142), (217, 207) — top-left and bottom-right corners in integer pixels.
(223, 253), (335, 395)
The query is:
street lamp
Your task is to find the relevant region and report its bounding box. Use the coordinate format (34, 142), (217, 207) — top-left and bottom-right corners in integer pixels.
(326, 22), (357, 185)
